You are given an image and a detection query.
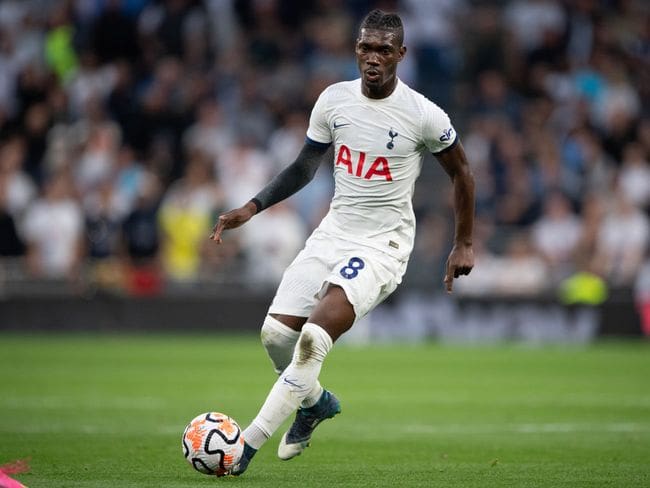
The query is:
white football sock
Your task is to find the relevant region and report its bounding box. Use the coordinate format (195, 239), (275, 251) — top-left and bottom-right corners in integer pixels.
(260, 315), (323, 408)
(248, 323), (333, 447)
(241, 423), (269, 450)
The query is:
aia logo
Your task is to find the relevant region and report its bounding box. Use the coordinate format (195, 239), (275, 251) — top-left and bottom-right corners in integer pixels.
(439, 127), (454, 142)
(336, 144), (393, 181)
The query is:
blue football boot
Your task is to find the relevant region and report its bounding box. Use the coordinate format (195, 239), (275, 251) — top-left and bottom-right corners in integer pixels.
(230, 442), (257, 476)
(277, 390), (341, 460)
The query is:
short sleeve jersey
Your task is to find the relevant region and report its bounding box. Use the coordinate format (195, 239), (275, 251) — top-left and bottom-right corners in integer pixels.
(306, 78), (457, 261)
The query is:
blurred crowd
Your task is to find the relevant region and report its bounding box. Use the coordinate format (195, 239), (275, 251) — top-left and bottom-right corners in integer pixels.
(0, 0), (648, 299)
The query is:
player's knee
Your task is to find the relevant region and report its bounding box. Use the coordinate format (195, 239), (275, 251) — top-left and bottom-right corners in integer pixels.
(261, 315), (299, 374)
(293, 323), (333, 366)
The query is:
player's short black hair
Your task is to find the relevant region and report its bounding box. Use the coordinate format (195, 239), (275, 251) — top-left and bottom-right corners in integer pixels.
(359, 9), (404, 46)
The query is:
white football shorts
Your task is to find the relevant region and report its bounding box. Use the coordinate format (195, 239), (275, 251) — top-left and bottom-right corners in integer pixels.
(268, 227), (408, 320)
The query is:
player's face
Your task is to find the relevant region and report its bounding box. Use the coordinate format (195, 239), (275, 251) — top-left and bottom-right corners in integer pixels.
(355, 28), (406, 99)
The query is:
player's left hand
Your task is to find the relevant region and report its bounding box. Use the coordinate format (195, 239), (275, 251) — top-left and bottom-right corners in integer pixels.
(444, 243), (474, 294)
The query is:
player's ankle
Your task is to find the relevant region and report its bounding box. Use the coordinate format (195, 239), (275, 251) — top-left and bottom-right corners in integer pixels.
(242, 423), (269, 450)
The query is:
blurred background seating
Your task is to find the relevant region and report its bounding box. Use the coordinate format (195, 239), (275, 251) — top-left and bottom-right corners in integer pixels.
(0, 0), (647, 336)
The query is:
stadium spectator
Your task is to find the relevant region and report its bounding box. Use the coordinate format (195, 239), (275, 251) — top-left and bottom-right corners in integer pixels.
(240, 201), (308, 285)
(503, 0), (566, 56)
(306, 12), (358, 82)
(218, 136), (273, 209)
(591, 190), (650, 287)
(573, 192), (606, 273)
(0, 136), (36, 219)
(121, 171), (163, 295)
(44, 2), (79, 84)
(0, 170), (26, 258)
(83, 177), (125, 290)
(454, 217), (549, 297)
(617, 141), (650, 211)
(21, 170), (84, 280)
(89, 0), (139, 64)
(158, 151), (223, 282)
(491, 232), (549, 295)
(84, 178), (122, 260)
(531, 191), (582, 276)
(21, 101), (52, 184)
(0, 0), (645, 301)
(401, 0), (465, 105)
(492, 129), (540, 227)
(472, 69), (522, 124)
(182, 99), (234, 166)
(73, 113), (122, 194)
(460, 4), (507, 79)
(564, 0), (597, 68)
(568, 126), (616, 196)
(66, 51), (117, 118)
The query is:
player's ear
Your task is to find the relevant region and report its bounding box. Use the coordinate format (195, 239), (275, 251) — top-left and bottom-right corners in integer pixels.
(398, 45), (407, 62)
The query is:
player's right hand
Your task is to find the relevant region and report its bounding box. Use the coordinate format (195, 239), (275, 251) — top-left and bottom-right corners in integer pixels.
(209, 202), (257, 244)
(443, 243), (474, 293)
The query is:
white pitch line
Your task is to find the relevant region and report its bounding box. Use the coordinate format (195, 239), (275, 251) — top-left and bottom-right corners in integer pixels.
(0, 424), (183, 435)
(0, 396), (167, 410)
(402, 422), (650, 435)
(354, 395), (650, 408)
(1, 423), (648, 437)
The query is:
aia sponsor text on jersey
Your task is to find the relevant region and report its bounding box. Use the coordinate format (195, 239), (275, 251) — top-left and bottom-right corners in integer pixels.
(335, 144), (393, 181)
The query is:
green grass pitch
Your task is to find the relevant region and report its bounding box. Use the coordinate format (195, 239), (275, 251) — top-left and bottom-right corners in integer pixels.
(1, 334), (649, 487)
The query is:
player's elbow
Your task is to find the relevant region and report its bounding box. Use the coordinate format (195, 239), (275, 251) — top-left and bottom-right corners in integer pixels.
(450, 163), (474, 187)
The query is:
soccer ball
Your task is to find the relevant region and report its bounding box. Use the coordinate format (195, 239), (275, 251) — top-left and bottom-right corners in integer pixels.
(182, 412), (245, 476)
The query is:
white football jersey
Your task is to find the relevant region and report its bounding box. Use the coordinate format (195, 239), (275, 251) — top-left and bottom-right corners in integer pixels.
(306, 78), (457, 261)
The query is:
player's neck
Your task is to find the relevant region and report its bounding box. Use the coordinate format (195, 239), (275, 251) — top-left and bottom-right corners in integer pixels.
(362, 78), (399, 100)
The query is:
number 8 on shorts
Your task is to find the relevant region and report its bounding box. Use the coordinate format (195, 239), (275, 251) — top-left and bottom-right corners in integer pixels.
(339, 257), (365, 279)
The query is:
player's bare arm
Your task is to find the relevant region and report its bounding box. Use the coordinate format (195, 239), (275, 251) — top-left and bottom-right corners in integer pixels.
(435, 141), (475, 293)
(210, 142), (330, 243)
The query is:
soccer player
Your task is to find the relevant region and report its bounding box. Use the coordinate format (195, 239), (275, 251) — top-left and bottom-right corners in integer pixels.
(210, 9), (475, 475)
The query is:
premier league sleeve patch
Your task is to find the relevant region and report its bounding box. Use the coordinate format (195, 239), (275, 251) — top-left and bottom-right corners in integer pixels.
(439, 127), (455, 143)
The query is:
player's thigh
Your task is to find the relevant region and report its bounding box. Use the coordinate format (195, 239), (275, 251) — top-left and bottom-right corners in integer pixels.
(324, 249), (406, 321)
(268, 234), (334, 318)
